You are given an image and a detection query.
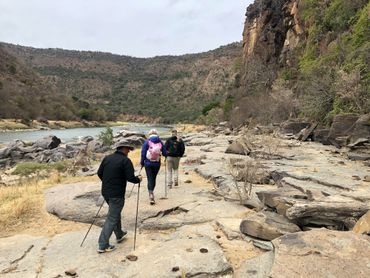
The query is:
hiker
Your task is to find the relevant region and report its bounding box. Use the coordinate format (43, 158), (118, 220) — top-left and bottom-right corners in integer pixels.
(164, 129), (185, 188)
(140, 129), (166, 205)
(97, 140), (142, 253)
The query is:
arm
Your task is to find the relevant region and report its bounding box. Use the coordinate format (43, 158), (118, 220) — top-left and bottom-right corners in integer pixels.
(124, 158), (141, 184)
(164, 139), (169, 156)
(97, 157), (106, 180)
(140, 140), (148, 166)
(161, 140), (167, 157)
(180, 140), (185, 157)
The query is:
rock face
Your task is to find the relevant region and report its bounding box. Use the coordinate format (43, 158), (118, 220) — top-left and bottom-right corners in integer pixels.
(328, 114), (360, 145)
(240, 211), (300, 240)
(348, 114), (370, 143)
(353, 210), (370, 235)
(270, 230), (370, 277)
(44, 182), (107, 226)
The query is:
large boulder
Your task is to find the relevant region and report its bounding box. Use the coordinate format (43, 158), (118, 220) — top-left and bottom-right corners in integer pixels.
(240, 211), (301, 240)
(348, 114), (370, 144)
(328, 114), (359, 145)
(270, 230), (370, 277)
(33, 135), (61, 150)
(280, 120), (310, 135)
(115, 130), (146, 139)
(44, 182), (107, 225)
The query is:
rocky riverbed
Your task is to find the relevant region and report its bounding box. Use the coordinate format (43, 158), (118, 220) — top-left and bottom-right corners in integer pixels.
(0, 128), (369, 277)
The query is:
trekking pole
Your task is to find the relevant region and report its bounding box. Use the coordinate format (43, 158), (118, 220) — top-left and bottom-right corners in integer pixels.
(133, 180), (141, 251)
(164, 157), (168, 198)
(128, 166), (143, 198)
(80, 201), (104, 247)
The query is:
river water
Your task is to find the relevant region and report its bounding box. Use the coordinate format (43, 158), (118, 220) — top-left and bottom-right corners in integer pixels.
(0, 123), (171, 144)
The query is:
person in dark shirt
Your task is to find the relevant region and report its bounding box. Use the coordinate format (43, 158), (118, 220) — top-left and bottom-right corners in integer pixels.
(164, 129), (185, 188)
(97, 140), (142, 253)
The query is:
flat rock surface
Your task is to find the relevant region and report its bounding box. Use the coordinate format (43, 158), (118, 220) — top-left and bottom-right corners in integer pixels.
(270, 230), (370, 277)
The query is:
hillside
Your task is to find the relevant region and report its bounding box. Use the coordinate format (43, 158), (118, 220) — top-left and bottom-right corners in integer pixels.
(230, 0), (369, 125)
(2, 42), (242, 123)
(0, 45), (79, 121)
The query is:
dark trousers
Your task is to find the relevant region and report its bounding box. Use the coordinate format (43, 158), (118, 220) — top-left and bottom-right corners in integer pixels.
(98, 198), (125, 249)
(145, 164), (160, 193)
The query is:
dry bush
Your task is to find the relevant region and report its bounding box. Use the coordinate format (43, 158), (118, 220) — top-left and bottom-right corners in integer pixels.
(229, 158), (263, 204)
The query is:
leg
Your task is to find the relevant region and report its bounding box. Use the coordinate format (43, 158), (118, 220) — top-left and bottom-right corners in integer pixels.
(173, 157), (180, 186)
(98, 198), (124, 250)
(145, 165), (155, 193)
(166, 158), (173, 187)
(151, 164), (160, 191)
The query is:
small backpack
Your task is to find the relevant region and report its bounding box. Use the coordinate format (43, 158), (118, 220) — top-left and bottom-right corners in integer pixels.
(146, 140), (162, 161)
(168, 139), (181, 156)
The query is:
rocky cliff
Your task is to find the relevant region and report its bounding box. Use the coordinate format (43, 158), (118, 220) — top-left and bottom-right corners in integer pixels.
(232, 0), (369, 125)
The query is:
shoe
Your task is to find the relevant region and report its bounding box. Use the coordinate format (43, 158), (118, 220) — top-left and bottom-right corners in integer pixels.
(97, 245), (116, 254)
(168, 183), (173, 189)
(174, 182), (179, 187)
(149, 193), (155, 205)
(116, 231), (128, 243)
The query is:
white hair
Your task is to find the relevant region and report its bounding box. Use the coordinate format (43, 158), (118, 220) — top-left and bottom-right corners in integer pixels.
(148, 129), (158, 136)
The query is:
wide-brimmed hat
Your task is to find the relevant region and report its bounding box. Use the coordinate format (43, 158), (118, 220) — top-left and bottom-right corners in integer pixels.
(114, 140), (134, 150)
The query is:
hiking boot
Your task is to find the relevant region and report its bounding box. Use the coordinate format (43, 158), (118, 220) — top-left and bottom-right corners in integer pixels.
(97, 245), (116, 254)
(116, 231), (128, 243)
(149, 193), (155, 205)
(174, 182), (179, 187)
(168, 183), (173, 189)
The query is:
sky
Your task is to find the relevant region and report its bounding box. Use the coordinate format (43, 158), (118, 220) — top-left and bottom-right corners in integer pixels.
(0, 0), (253, 58)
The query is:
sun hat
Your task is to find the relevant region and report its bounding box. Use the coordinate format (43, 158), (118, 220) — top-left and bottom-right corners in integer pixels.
(114, 139), (134, 150)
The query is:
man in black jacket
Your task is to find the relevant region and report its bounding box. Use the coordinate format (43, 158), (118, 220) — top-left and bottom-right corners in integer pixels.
(97, 140), (142, 253)
(164, 129), (185, 188)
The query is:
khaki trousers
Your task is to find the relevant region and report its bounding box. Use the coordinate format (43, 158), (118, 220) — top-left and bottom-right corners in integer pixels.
(166, 156), (180, 186)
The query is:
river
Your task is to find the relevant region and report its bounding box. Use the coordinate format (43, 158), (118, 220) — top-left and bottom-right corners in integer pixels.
(0, 123), (171, 144)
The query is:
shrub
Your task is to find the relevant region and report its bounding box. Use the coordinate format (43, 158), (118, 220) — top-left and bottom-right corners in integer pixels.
(98, 127), (114, 146)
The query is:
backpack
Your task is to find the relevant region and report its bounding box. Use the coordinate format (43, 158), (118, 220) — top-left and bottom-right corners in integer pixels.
(168, 138), (182, 156)
(146, 140), (162, 161)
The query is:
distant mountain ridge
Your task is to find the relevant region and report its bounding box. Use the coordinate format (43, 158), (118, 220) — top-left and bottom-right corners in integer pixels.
(1, 42), (242, 122)
(0, 45), (78, 120)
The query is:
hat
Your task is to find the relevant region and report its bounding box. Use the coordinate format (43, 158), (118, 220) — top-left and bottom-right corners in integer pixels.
(114, 140), (134, 150)
(148, 129), (158, 136)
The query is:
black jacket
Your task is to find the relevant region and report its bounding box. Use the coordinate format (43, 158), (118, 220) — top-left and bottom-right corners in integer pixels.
(97, 151), (140, 198)
(164, 136), (185, 157)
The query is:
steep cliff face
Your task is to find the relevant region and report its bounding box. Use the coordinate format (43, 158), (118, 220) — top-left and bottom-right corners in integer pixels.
(234, 0), (369, 125)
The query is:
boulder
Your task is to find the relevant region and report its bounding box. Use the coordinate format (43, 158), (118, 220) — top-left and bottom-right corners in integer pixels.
(225, 137), (251, 155)
(348, 151), (370, 161)
(86, 139), (109, 153)
(270, 230), (370, 277)
(44, 182), (107, 225)
(348, 114), (370, 144)
(79, 135), (94, 143)
(33, 135), (61, 150)
(7, 139), (26, 149)
(328, 114), (359, 145)
(312, 129), (330, 144)
(240, 211), (301, 240)
(285, 196), (370, 228)
(280, 120), (310, 135)
(353, 210), (370, 235)
(115, 130), (146, 139)
(0, 147), (10, 159)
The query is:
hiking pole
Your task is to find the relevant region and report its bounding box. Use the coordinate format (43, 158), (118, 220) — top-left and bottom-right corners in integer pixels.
(80, 201), (104, 247)
(133, 180), (141, 251)
(128, 166), (144, 198)
(164, 157), (168, 198)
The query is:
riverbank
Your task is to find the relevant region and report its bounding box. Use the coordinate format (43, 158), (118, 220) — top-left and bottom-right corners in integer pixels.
(0, 119), (131, 132)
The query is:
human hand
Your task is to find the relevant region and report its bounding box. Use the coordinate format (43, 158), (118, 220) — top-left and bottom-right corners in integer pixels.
(137, 175), (143, 181)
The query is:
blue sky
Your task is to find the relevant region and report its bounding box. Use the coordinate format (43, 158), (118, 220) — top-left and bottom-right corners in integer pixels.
(0, 0), (253, 57)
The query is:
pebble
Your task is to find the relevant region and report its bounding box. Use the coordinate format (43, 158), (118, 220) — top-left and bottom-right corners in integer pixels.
(126, 255), (138, 261)
(65, 269), (77, 276)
